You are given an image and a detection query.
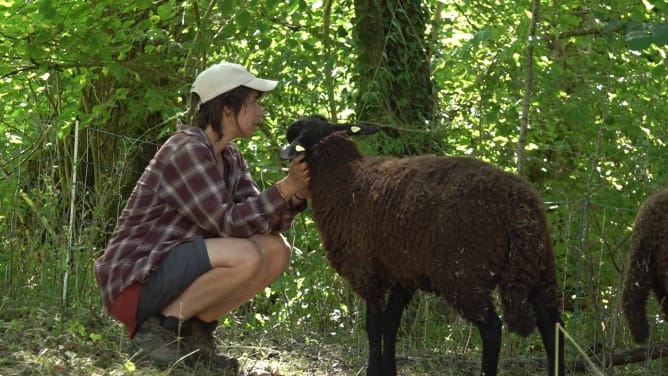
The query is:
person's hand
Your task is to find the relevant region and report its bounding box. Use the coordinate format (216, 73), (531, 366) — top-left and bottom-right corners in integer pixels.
(280, 153), (310, 199)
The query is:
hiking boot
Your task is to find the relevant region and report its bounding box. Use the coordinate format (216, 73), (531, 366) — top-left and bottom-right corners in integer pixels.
(181, 318), (217, 357)
(133, 315), (188, 367)
(182, 318), (239, 374)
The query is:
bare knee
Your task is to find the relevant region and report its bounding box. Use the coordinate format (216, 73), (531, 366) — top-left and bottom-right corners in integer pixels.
(236, 239), (266, 281)
(252, 233), (291, 275)
(203, 235), (290, 286)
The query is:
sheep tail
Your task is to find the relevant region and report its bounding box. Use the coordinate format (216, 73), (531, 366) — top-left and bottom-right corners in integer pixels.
(500, 210), (560, 338)
(622, 237), (654, 343)
(500, 282), (537, 337)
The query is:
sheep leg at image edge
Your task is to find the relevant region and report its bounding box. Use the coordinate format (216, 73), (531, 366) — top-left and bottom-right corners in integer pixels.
(477, 307), (503, 376)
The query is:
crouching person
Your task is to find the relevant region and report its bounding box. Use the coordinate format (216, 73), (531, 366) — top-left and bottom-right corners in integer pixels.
(94, 62), (310, 373)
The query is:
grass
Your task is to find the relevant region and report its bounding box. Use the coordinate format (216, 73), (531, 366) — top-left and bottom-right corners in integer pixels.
(0, 299), (362, 376)
(2, 291), (668, 376)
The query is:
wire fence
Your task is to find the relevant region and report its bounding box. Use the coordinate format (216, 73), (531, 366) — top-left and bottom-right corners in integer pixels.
(1, 122), (665, 373)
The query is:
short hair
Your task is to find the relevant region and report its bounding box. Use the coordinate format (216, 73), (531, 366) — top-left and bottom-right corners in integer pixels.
(189, 85), (255, 141)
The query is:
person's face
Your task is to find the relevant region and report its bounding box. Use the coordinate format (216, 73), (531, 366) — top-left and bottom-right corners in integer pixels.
(224, 90), (264, 139)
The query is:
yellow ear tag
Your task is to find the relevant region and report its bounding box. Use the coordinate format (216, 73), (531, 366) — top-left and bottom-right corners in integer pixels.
(295, 145), (306, 152)
(350, 126), (361, 133)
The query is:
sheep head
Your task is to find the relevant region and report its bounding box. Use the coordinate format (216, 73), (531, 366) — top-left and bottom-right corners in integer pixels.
(279, 115), (378, 160)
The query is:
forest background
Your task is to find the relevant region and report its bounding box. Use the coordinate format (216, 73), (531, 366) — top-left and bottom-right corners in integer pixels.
(1, 0), (668, 375)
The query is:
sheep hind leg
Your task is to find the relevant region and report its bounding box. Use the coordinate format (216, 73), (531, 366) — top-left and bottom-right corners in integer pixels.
(476, 307), (502, 376)
(380, 286), (414, 376)
(533, 302), (565, 376)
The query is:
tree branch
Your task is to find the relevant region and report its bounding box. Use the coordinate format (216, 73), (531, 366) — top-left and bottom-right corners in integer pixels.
(517, 0), (539, 177)
(570, 343), (668, 372)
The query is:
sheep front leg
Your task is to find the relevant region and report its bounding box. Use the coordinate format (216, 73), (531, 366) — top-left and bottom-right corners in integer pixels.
(381, 286), (414, 375)
(477, 307), (502, 376)
(365, 296), (384, 376)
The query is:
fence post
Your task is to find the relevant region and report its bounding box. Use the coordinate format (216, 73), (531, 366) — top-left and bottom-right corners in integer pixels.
(63, 116), (80, 305)
(571, 198), (587, 338)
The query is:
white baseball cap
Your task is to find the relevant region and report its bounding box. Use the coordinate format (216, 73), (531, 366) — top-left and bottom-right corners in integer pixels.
(191, 62), (278, 105)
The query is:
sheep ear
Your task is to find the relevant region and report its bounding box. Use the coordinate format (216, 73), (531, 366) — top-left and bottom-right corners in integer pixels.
(345, 123), (378, 136)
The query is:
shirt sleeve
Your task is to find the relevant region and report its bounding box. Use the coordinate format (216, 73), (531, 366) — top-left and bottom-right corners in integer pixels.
(274, 197), (307, 232)
(230, 146), (306, 233)
(156, 140), (293, 238)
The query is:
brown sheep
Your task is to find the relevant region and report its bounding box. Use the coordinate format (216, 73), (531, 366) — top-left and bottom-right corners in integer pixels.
(279, 115), (565, 376)
(622, 187), (668, 343)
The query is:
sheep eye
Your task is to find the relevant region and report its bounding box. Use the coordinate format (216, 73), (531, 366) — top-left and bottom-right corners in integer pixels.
(350, 126), (361, 133)
(296, 145), (306, 152)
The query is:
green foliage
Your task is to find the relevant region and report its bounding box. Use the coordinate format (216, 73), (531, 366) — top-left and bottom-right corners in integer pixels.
(1, 0), (668, 374)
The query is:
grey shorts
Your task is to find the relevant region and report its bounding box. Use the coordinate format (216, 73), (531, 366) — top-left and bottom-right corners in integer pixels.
(136, 236), (212, 324)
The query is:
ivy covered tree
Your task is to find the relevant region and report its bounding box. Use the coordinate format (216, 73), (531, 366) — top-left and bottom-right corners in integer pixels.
(353, 0), (435, 157)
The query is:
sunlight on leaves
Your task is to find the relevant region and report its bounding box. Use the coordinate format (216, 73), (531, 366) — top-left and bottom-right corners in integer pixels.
(123, 360), (136, 372)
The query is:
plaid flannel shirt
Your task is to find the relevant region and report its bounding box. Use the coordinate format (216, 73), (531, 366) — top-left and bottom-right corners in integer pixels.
(94, 125), (304, 311)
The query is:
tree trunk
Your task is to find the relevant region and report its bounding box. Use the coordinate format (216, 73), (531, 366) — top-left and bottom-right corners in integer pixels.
(353, 0), (434, 155)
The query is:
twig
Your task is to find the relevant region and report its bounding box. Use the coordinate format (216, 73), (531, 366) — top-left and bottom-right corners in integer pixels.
(517, 0), (539, 177)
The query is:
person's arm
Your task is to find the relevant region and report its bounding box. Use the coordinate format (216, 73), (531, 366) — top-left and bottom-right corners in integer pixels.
(157, 141), (289, 237)
(234, 150), (309, 232)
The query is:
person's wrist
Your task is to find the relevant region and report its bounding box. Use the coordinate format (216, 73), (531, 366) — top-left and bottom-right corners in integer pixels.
(276, 181), (289, 200)
(281, 176), (296, 191)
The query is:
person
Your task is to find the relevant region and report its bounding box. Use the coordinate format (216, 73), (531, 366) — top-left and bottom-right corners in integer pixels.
(94, 62), (309, 372)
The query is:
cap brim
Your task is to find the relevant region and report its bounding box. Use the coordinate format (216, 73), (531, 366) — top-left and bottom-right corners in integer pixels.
(245, 77), (278, 92)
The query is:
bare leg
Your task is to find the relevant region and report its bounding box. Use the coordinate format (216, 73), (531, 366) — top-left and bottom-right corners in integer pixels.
(161, 233), (291, 322)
